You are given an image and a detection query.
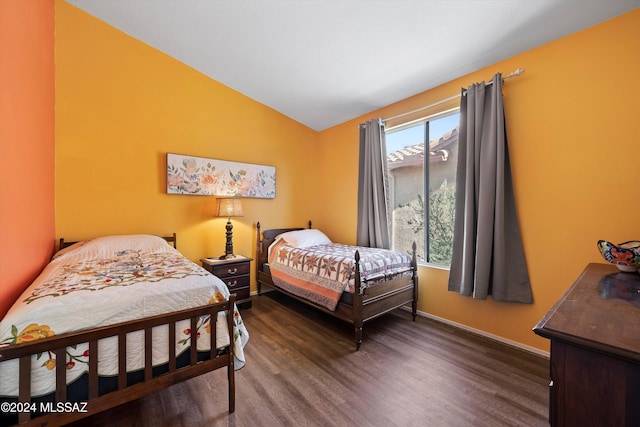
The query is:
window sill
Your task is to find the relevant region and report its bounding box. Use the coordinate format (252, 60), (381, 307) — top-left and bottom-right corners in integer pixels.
(417, 261), (450, 271)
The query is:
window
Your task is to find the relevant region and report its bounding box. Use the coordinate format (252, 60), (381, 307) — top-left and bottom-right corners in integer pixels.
(386, 110), (460, 267)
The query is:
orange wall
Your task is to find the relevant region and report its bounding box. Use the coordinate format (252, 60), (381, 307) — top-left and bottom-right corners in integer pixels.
(55, 1), (320, 269)
(0, 0), (55, 319)
(318, 9), (640, 352)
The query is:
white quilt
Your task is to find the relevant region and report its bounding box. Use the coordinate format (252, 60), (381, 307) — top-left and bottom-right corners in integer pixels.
(0, 234), (249, 397)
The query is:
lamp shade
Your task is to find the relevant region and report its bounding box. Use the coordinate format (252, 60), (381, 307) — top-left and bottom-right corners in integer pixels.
(215, 197), (244, 218)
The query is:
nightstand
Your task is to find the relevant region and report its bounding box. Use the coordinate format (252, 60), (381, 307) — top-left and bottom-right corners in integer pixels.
(201, 256), (253, 309)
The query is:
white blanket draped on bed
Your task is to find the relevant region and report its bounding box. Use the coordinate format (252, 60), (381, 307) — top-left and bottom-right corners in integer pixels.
(0, 234), (249, 397)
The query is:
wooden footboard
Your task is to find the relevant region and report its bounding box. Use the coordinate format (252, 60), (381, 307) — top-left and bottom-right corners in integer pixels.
(350, 245), (418, 349)
(0, 295), (236, 426)
(255, 222), (418, 350)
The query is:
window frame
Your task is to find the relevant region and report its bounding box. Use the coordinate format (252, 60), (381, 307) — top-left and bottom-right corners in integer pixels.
(385, 107), (460, 268)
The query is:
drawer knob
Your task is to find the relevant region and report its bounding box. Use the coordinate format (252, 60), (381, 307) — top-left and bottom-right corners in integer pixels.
(227, 280), (238, 287)
(227, 267), (238, 274)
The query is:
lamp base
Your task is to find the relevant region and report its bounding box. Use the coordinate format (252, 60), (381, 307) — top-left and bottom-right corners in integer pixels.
(219, 218), (235, 261)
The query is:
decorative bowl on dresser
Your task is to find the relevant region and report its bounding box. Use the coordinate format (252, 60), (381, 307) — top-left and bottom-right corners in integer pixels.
(597, 239), (640, 272)
(534, 263), (640, 427)
(201, 255), (253, 309)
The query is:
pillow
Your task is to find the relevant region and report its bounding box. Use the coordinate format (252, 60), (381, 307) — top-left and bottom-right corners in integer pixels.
(277, 229), (332, 248)
(52, 234), (175, 262)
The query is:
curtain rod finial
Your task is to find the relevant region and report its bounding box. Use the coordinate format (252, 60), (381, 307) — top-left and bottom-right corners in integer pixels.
(511, 68), (524, 77)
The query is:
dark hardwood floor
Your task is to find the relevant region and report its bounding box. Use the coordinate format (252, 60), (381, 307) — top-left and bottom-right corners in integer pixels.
(73, 291), (550, 427)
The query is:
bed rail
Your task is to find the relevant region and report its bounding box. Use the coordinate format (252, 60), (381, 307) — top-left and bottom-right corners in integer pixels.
(0, 294), (236, 426)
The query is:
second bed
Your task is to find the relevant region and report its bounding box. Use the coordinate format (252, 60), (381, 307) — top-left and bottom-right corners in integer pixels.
(256, 222), (418, 350)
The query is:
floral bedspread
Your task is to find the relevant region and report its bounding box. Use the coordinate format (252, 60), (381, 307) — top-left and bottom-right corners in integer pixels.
(268, 240), (413, 311)
(0, 235), (249, 397)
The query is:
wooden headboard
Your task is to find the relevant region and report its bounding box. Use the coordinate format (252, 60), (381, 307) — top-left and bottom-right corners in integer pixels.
(255, 221), (311, 269)
(58, 233), (178, 251)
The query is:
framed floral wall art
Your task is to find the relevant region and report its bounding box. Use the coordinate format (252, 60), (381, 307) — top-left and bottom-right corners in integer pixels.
(166, 153), (276, 198)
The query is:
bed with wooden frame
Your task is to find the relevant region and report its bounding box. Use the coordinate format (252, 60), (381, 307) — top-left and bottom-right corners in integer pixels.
(0, 234), (247, 426)
(256, 221), (418, 350)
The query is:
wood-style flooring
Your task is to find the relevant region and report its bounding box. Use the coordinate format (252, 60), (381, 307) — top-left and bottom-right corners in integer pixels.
(73, 291), (550, 427)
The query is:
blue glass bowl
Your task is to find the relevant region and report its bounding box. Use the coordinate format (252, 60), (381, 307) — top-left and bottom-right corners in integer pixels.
(597, 240), (640, 272)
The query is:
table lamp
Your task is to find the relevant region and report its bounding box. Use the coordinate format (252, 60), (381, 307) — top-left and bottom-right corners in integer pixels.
(215, 197), (244, 259)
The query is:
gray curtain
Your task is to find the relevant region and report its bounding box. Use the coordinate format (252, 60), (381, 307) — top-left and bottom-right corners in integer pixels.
(448, 74), (533, 303)
(356, 118), (390, 249)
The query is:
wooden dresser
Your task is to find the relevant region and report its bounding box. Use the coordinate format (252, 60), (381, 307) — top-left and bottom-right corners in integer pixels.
(534, 263), (640, 426)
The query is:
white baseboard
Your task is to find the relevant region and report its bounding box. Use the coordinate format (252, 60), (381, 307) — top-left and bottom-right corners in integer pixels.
(400, 306), (550, 358)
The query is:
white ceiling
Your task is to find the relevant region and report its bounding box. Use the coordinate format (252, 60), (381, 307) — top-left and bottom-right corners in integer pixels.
(66, 0), (639, 131)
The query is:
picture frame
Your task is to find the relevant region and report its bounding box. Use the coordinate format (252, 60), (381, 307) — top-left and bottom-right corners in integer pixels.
(166, 153), (276, 198)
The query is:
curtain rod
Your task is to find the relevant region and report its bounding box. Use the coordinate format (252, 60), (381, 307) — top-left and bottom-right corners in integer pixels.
(383, 68), (524, 123)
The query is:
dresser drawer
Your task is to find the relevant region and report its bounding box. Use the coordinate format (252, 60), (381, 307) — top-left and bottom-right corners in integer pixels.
(209, 262), (251, 278)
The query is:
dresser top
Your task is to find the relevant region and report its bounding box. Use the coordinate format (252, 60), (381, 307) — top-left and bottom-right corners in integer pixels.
(534, 263), (640, 362)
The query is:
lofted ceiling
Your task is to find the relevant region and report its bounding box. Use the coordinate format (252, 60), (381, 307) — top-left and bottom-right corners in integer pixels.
(66, 0), (640, 131)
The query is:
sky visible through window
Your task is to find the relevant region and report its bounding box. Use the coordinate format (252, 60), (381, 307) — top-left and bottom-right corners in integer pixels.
(386, 114), (459, 154)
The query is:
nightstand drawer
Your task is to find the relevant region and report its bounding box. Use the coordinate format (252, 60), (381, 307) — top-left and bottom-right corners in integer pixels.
(221, 274), (250, 290)
(229, 287), (250, 302)
(209, 262), (251, 278)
